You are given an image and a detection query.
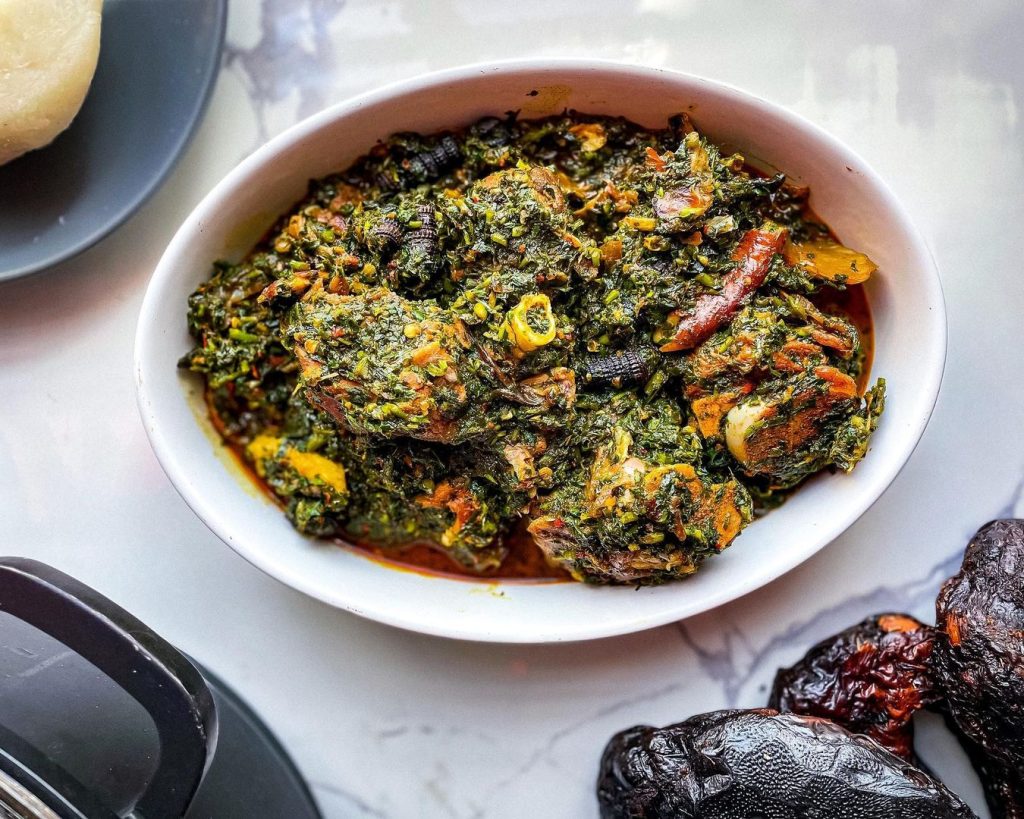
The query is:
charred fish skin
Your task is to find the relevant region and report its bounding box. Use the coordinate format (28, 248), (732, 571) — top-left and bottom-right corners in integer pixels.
(368, 134), (463, 192)
(406, 135), (461, 184)
(403, 204), (441, 267)
(764, 520), (1024, 817)
(370, 217), (403, 253)
(580, 347), (652, 389)
(769, 612), (939, 763)
(597, 709), (977, 819)
(387, 202), (445, 292)
(934, 519), (1024, 819)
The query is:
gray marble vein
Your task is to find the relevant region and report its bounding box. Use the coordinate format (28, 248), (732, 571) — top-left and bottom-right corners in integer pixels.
(224, 0), (348, 149)
(482, 678), (687, 799)
(676, 548), (964, 707)
(997, 470), (1024, 518)
(311, 780), (388, 818)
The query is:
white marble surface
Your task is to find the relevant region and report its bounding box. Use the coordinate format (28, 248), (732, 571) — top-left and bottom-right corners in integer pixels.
(2, 1), (1023, 816)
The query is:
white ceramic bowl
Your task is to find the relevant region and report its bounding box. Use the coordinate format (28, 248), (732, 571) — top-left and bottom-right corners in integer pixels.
(135, 60), (945, 643)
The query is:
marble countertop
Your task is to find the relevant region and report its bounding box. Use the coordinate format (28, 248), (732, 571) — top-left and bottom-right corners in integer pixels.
(2, 1), (1023, 816)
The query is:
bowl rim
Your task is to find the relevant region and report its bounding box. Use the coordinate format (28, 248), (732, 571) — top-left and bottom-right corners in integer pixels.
(135, 58), (946, 642)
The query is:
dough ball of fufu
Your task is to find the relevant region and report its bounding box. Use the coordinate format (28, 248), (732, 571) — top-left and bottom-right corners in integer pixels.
(0, 0), (102, 165)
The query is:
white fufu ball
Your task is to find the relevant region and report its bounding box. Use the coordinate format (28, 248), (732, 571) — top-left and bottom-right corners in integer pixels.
(0, 0), (102, 165)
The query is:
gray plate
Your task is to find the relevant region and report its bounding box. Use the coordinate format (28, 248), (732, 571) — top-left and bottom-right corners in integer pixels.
(0, 0), (227, 281)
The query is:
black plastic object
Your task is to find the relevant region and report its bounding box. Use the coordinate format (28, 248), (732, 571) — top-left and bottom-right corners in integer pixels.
(184, 663), (320, 819)
(0, 559), (322, 819)
(0, 558), (216, 818)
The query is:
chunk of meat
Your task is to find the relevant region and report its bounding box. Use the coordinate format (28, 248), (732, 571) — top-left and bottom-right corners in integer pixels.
(723, 366), (861, 485)
(286, 286), (489, 444)
(528, 405), (750, 584)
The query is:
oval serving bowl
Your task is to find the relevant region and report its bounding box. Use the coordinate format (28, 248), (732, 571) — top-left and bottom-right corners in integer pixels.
(135, 60), (945, 643)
